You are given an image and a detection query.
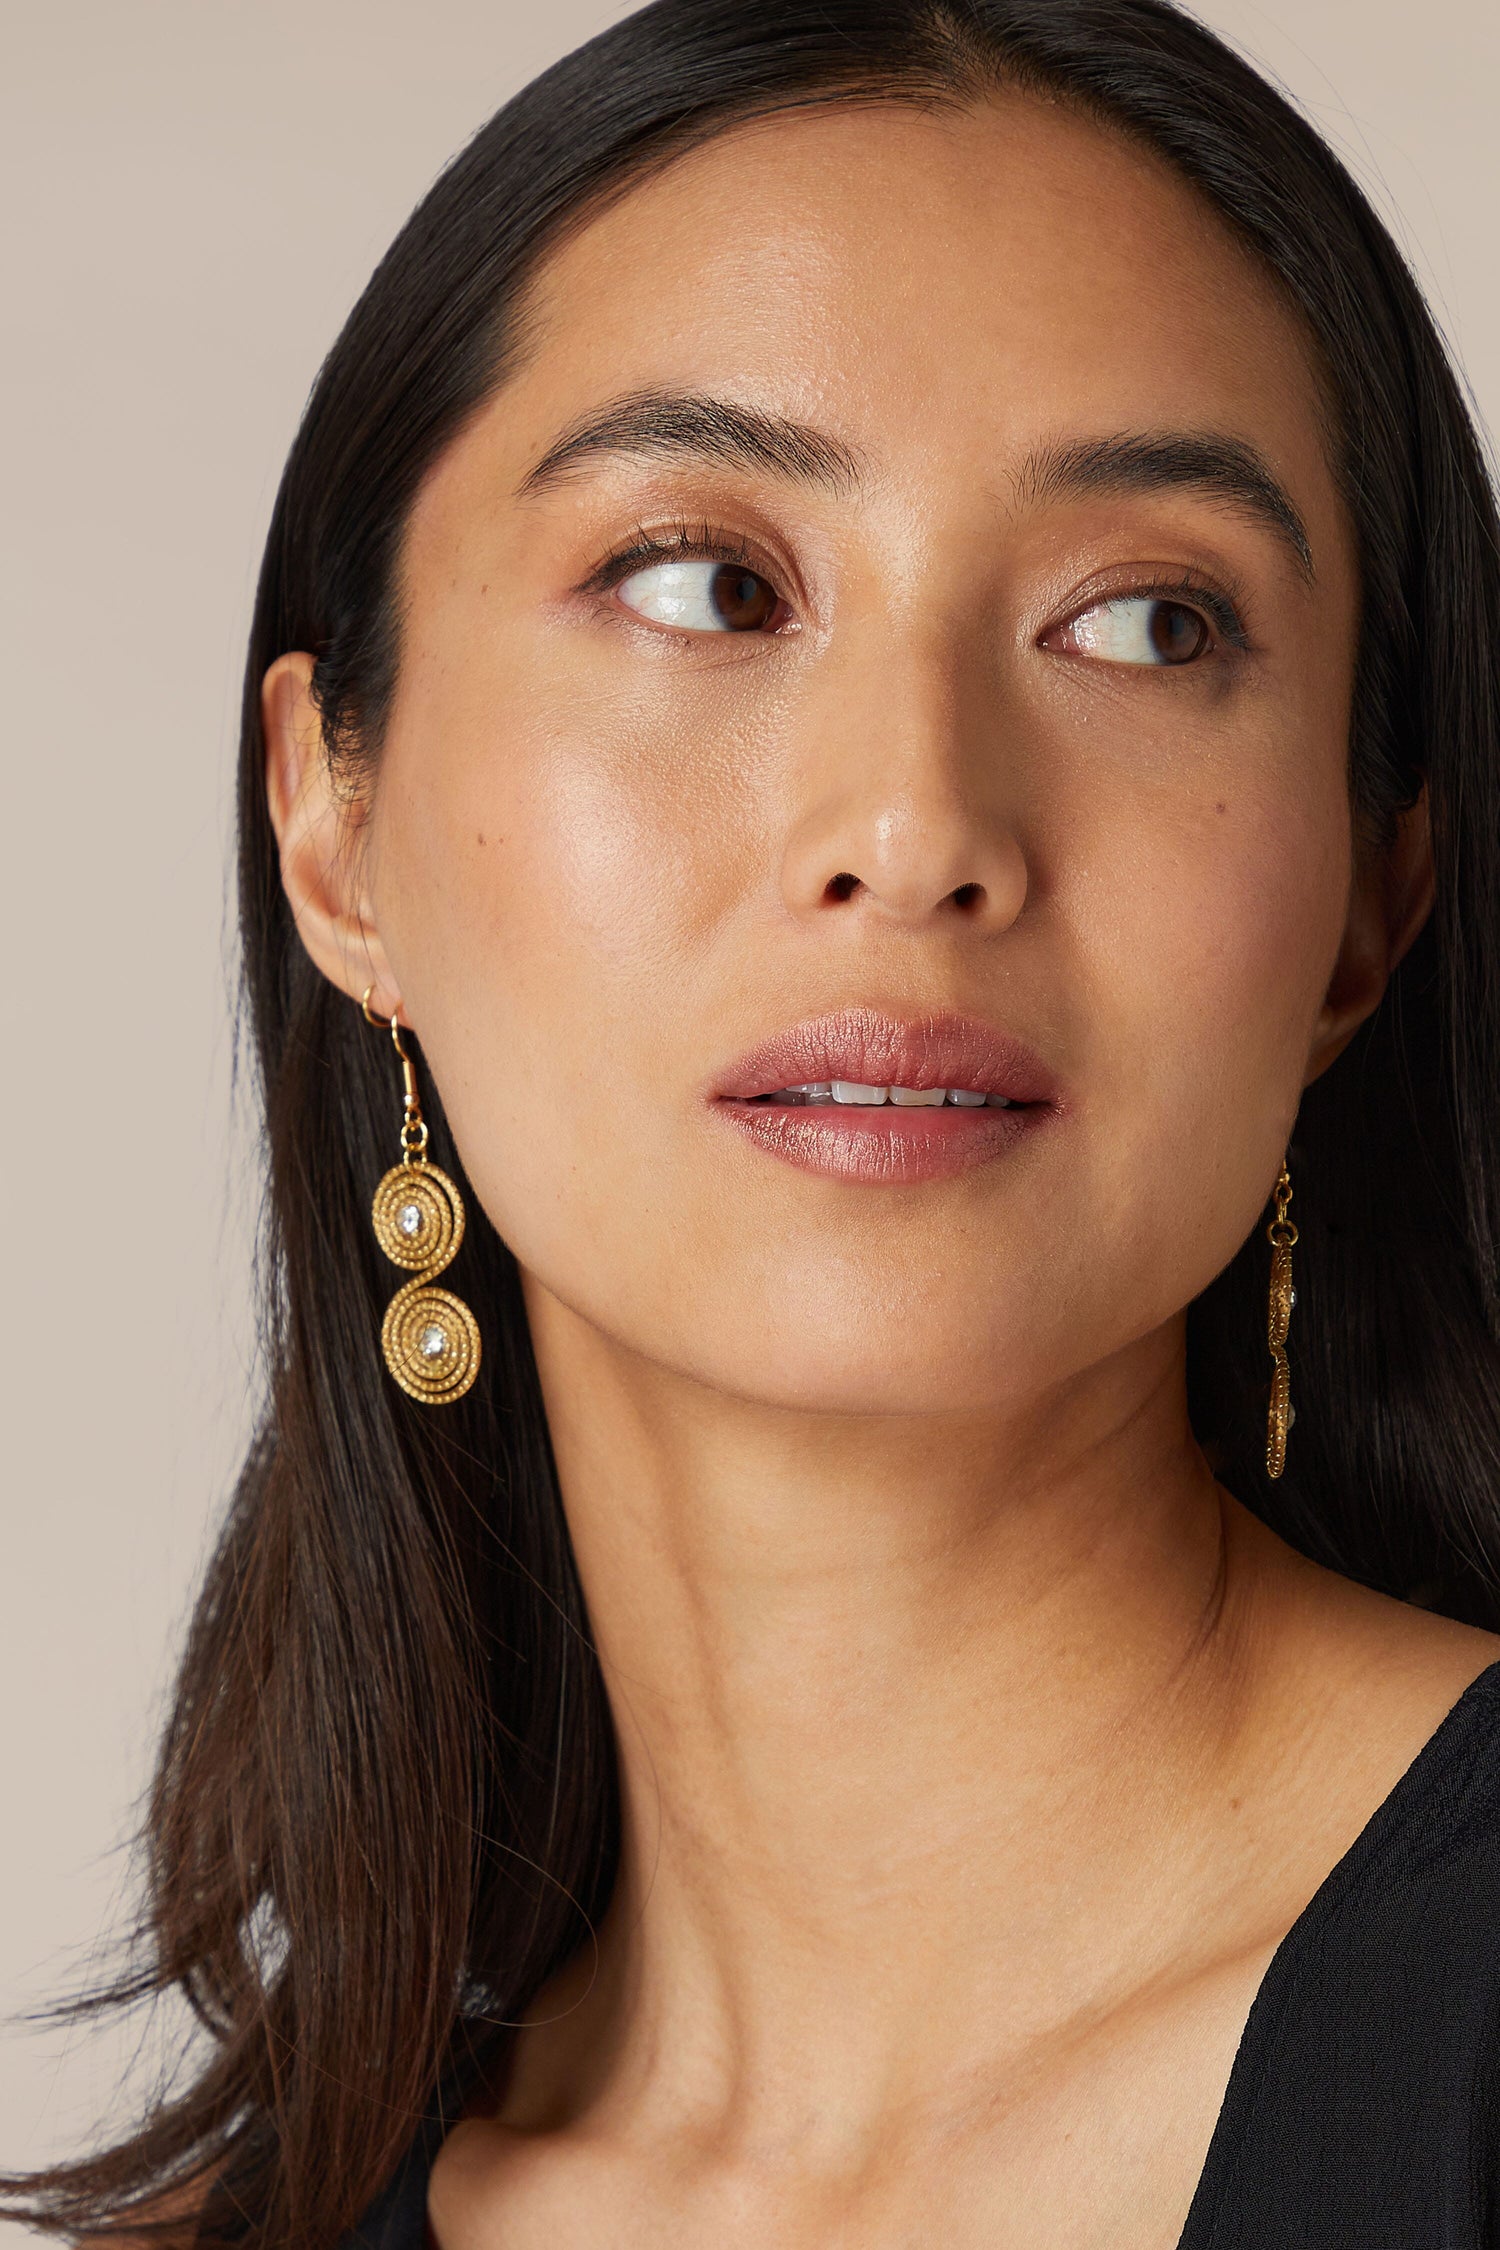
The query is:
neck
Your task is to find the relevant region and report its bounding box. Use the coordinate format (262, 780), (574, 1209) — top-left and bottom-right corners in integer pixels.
(504, 1281), (1285, 2150)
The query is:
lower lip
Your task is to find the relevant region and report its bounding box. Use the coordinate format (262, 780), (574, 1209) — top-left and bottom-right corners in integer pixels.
(712, 1097), (1050, 1184)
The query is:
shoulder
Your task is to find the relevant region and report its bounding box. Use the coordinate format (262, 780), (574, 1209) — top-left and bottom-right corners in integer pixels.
(1243, 1498), (1500, 1767)
(1287, 1562), (1500, 1756)
(1232, 1510), (1500, 1898)
(1205, 1597), (1500, 2238)
(1261, 1544), (1500, 1910)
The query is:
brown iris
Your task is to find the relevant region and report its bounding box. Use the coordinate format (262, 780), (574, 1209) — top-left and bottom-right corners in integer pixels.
(709, 565), (779, 630)
(1148, 601), (1210, 663)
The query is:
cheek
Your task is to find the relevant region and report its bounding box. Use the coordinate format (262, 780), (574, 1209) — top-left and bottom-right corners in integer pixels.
(364, 650), (773, 1319)
(1066, 758), (1351, 1290)
(384, 611), (775, 996)
(1089, 798), (1346, 1059)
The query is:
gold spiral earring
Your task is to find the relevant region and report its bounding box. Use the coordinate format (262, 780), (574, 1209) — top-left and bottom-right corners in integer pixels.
(1264, 1157), (1298, 1479)
(361, 989), (481, 1405)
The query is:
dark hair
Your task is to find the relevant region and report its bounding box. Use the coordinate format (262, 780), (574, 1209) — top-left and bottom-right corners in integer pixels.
(8, 0), (1500, 2243)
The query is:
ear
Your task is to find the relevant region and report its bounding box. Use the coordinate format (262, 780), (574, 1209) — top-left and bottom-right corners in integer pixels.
(1305, 781), (1435, 1085)
(262, 652), (402, 1020)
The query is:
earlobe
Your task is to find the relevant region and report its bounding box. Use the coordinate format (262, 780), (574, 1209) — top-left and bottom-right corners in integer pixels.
(1305, 781), (1435, 1085)
(261, 651), (401, 1015)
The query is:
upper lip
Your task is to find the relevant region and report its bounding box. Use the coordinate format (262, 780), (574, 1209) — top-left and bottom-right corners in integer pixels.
(712, 1007), (1059, 1103)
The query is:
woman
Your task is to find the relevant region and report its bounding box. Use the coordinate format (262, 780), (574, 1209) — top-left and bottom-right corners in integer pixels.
(10, 0), (1500, 2243)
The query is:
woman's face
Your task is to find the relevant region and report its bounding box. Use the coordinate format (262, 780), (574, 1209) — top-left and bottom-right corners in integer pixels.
(276, 95), (1396, 1418)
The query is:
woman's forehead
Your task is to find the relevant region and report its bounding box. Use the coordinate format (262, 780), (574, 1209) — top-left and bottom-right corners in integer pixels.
(497, 95), (1331, 499)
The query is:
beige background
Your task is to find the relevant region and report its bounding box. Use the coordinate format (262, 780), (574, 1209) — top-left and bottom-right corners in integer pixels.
(3, 0), (1497, 2187)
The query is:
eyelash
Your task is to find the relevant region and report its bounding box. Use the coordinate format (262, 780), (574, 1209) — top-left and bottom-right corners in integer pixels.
(577, 519), (770, 596)
(576, 525), (1252, 655)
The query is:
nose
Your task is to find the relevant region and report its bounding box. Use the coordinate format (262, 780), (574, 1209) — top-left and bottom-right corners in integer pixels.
(779, 638), (1030, 934)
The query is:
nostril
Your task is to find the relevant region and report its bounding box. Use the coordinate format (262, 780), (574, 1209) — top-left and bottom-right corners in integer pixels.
(952, 882), (984, 909)
(825, 871), (860, 902)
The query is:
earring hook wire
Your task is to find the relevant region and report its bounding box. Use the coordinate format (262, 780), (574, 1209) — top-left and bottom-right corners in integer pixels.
(361, 984), (412, 1063)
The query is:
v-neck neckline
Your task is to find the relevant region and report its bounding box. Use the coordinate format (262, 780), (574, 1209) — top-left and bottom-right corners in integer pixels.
(405, 1658), (1500, 2250)
(1172, 1655), (1500, 2249)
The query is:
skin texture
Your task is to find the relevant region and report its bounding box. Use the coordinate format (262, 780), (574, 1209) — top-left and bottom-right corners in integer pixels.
(265, 93), (1494, 2249)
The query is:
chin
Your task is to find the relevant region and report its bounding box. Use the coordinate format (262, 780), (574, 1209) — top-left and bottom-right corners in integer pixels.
(671, 1306), (1042, 1418)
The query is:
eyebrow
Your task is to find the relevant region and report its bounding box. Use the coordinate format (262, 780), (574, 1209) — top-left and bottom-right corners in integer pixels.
(516, 390), (1316, 580)
(515, 386), (866, 499)
(1017, 431), (1315, 579)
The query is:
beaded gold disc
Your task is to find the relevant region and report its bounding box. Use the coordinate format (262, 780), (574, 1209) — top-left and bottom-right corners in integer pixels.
(380, 1280), (482, 1405)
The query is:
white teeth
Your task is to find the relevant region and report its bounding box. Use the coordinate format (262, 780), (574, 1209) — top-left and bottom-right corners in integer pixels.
(769, 1081), (1018, 1107)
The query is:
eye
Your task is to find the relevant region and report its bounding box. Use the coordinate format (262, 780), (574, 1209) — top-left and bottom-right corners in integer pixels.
(615, 558), (783, 633)
(1050, 595), (1215, 666)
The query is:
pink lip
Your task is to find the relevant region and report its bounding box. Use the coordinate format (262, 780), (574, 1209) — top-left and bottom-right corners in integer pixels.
(708, 1007), (1060, 1185)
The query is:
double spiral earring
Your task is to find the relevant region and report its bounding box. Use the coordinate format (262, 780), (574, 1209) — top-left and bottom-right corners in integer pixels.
(1264, 1157), (1298, 1479)
(362, 989), (481, 1405)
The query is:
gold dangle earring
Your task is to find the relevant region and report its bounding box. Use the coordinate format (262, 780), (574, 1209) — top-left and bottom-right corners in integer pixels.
(361, 989), (481, 1404)
(1264, 1156), (1298, 1479)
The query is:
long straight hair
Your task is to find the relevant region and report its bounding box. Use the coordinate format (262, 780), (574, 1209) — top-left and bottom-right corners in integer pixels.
(8, 2), (1500, 2243)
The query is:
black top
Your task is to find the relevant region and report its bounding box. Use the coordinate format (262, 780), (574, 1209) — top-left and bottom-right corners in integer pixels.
(342, 1659), (1500, 2249)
